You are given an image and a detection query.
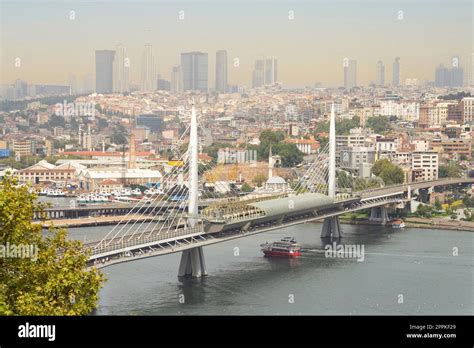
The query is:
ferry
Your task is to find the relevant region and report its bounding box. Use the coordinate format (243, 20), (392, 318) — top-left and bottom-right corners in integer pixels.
(391, 219), (406, 229)
(144, 188), (164, 196)
(260, 237), (302, 258)
(77, 193), (109, 204)
(45, 189), (67, 197)
(131, 188), (143, 196)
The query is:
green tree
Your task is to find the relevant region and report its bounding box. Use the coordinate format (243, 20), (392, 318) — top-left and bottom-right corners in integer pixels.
(415, 204), (434, 218)
(275, 143), (303, 167)
(315, 116), (360, 135)
(0, 176), (104, 315)
(256, 130), (303, 167)
(434, 198), (443, 211)
(110, 127), (127, 145)
(366, 116), (391, 134)
(372, 158), (404, 185)
(97, 118), (108, 131)
(439, 162), (463, 178)
(48, 114), (66, 128)
(240, 183), (253, 192)
(253, 174), (267, 186)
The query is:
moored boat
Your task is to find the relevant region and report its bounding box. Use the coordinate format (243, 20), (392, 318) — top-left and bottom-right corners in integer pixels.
(392, 219), (406, 229)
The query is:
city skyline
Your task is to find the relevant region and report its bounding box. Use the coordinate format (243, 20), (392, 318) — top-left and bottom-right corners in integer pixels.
(1, 0), (471, 88)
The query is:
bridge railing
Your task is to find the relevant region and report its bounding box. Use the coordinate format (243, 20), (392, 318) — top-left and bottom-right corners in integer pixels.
(90, 225), (205, 257)
(356, 178), (473, 196)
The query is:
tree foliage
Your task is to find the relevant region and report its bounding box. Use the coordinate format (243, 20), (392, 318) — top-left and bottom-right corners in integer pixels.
(365, 116), (391, 134)
(0, 176), (104, 315)
(315, 116), (360, 135)
(439, 162), (463, 178)
(257, 130), (303, 167)
(372, 158), (404, 185)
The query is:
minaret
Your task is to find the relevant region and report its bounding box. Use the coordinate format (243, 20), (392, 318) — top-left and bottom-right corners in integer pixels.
(127, 133), (136, 169)
(268, 146), (273, 179)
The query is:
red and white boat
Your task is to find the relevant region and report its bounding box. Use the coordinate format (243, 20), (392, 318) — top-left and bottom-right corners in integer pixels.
(261, 237), (301, 258)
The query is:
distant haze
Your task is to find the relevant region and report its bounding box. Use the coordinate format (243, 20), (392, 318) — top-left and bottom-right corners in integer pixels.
(1, 0), (471, 87)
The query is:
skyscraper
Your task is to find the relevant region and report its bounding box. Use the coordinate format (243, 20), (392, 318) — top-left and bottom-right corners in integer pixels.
(171, 65), (183, 92)
(344, 59), (357, 89)
(215, 50), (228, 93)
(141, 44), (156, 92)
(264, 56), (278, 85)
(252, 59), (265, 88)
(392, 57), (400, 87)
(252, 57), (277, 88)
(435, 64), (450, 87)
(451, 56), (464, 87)
(113, 43), (130, 93)
(95, 50), (115, 93)
(376, 60), (385, 86)
(434, 59), (464, 88)
(181, 52), (208, 92)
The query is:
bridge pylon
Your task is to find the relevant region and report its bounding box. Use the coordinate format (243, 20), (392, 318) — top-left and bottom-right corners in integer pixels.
(178, 103), (207, 278)
(321, 103), (342, 239)
(369, 206), (389, 225)
(178, 247), (207, 277)
(321, 216), (342, 239)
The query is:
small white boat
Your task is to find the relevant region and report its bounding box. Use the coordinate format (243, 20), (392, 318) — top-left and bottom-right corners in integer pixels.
(392, 219), (406, 229)
(131, 188), (142, 196)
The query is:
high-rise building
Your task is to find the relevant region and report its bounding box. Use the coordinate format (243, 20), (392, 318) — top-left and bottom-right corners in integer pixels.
(344, 59), (357, 89)
(435, 64), (450, 87)
(392, 57), (400, 87)
(95, 50), (115, 93)
(180, 52), (208, 92)
(171, 66), (183, 92)
(435, 60), (464, 87)
(376, 60), (385, 86)
(157, 78), (171, 91)
(451, 56), (464, 87)
(141, 44), (156, 92)
(461, 97), (474, 123)
(252, 57), (278, 87)
(252, 59), (265, 88)
(215, 50), (228, 93)
(264, 56), (278, 85)
(113, 43), (130, 93)
(14, 79), (28, 99)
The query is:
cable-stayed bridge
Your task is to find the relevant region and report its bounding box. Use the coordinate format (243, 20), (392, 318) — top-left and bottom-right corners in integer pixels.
(85, 105), (474, 276)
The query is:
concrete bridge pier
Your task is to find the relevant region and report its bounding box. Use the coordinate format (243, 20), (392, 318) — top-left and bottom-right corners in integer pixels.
(321, 216), (342, 239)
(178, 247), (207, 278)
(369, 206), (389, 225)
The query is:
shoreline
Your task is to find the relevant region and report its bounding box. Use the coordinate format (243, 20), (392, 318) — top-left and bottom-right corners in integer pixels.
(338, 219), (474, 232)
(38, 215), (474, 232)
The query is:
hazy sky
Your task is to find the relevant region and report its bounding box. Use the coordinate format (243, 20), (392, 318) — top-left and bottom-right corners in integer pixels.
(1, 0), (472, 88)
